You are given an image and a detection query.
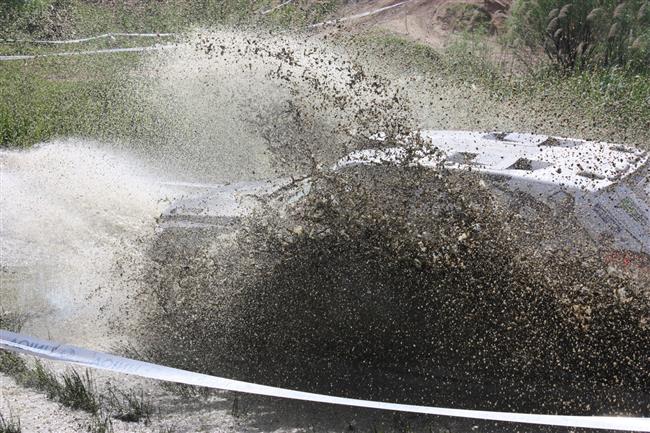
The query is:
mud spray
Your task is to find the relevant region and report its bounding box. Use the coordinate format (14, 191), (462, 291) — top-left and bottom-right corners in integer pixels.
(1, 28), (649, 431)
(0, 141), (164, 344)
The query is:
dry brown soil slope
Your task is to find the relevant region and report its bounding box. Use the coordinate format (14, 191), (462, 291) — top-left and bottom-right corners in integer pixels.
(321, 0), (512, 48)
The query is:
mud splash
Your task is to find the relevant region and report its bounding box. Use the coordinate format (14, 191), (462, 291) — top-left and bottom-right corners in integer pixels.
(2, 26), (649, 430)
(114, 29), (650, 417)
(0, 140), (164, 345)
(140, 160), (650, 416)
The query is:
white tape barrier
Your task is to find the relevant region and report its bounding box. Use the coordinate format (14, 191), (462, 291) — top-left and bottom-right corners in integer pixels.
(1, 1), (411, 60)
(309, 0), (412, 28)
(1, 32), (176, 44)
(0, 45), (175, 61)
(1, 330), (649, 431)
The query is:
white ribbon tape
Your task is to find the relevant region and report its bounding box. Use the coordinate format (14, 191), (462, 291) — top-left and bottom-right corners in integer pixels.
(1, 330), (648, 431)
(1, 33), (176, 44)
(309, 0), (411, 28)
(0, 45), (175, 62)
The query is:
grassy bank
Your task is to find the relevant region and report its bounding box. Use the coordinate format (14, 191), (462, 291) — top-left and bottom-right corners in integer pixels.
(0, 0), (339, 43)
(0, 0), (343, 149)
(0, 52), (169, 147)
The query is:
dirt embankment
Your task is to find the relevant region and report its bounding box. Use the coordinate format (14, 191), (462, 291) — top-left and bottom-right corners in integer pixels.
(320, 0), (512, 48)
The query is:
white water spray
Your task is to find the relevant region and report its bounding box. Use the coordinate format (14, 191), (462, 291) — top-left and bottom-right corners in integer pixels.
(0, 140), (165, 346)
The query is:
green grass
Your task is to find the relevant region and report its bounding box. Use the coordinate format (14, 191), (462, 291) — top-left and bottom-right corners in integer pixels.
(0, 353), (154, 421)
(5, 359), (100, 414)
(59, 369), (100, 413)
(0, 413), (21, 433)
(1, 0), (262, 41)
(106, 388), (152, 424)
(0, 0), (345, 149)
(26, 360), (62, 398)
(0, 0), (341, 44)
(0, 52), (167, 148)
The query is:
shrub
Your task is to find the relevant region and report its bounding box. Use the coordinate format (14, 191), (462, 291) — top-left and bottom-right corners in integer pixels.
(509, 0), (650, 71)
(106, 388), (152, 424)
(59, 370), (100, 414)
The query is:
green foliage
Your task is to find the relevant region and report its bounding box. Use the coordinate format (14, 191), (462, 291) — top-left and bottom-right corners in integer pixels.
(510, 0), (650, 71)
(106, 388), (152, 423)
(59, 370), (100, 413)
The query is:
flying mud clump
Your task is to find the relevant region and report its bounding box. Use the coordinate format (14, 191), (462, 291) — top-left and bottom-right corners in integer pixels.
(137, 29), (415, 181)
(133, 31), (649, 416)
(139, 163), (649, 415)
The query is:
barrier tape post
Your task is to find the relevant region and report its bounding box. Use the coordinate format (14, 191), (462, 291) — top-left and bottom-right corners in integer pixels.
(1, 330), (649, 431)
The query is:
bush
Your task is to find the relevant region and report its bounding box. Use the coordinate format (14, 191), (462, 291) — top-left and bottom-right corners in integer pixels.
(106, 388), (152, 424)
(509, 0), (650, 71)
(59, 370), (100, 414)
